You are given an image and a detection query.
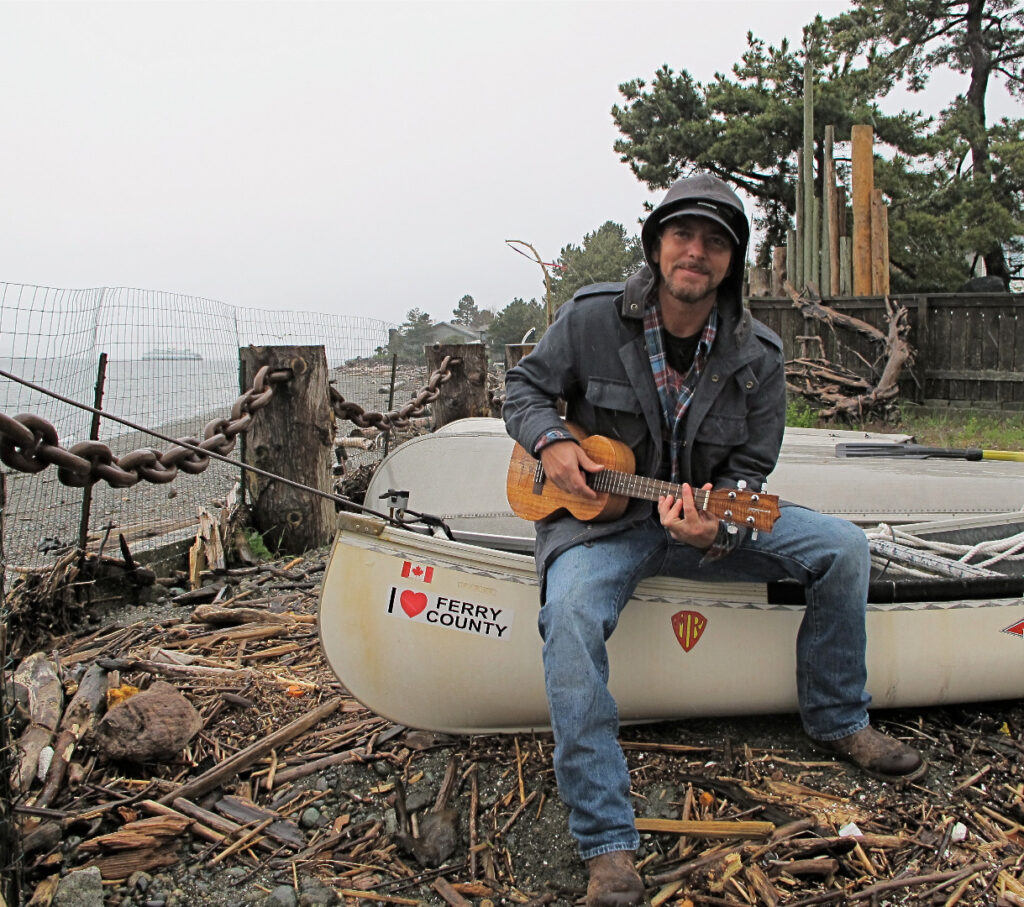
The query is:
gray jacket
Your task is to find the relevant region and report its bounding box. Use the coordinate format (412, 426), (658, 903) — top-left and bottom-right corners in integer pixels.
(502, 265), (786, 585)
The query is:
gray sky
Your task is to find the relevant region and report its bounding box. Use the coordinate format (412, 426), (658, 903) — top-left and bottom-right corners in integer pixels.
(2, 1), (1017, 326)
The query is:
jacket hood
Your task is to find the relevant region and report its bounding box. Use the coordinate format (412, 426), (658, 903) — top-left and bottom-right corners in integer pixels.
(640, 173), (750, 312)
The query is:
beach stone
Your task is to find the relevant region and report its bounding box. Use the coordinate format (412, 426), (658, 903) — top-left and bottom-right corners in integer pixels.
(265, 885), (298, 907)
(53, 867), (104, 907)
(94, 681), (202, 762)
(299, 887), (338, 906)
(299, 807), (324, 829)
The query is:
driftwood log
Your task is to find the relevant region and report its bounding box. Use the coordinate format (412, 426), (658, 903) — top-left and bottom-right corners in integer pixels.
(784, 282), (913, 420)
(11, 652), (63, 793)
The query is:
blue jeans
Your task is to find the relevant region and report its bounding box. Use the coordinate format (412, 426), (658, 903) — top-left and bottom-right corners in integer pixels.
(539, 505), (871, 860)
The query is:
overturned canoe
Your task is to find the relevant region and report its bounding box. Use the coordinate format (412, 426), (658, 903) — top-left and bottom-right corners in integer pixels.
(318, 510), (1024, 735)
(364, 419), (1024, 552)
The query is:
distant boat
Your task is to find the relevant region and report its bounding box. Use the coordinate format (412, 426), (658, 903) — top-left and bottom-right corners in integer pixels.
(141, 347), (202, 361)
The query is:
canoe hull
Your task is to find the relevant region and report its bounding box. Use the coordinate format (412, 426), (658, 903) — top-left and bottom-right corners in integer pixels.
(364, 419), (1024, 552)
(318, 513), (1024, 735)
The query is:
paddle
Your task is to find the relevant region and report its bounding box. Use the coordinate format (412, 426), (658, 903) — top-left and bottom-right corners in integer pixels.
(835, 442), (1024, 462)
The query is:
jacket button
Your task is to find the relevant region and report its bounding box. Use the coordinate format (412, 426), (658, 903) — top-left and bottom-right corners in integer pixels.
(711, 374), (720, 382)
(745, 380), (754, 389)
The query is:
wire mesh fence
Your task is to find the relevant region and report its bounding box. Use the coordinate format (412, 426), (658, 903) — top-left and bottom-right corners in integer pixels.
(0, 282), (402, 571)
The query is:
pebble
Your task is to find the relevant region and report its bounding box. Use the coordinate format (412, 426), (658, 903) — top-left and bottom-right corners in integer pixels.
(265, 885), (298, 907)
(300, 806), (324, 829)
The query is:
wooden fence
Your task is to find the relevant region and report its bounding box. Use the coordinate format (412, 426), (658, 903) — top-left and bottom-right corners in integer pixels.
(748, 292), (1024, 410)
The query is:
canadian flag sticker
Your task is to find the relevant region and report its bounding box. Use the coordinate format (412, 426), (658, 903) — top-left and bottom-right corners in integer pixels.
(401, 560), (434, 583)
(671, 610), (707, 653)
(1002, 619), (1024, 638)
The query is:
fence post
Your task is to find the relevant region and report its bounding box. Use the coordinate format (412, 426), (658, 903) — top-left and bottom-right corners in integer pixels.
(78, 352), (108, 553)
(504, 343), (536, 370)
(424, 342), (489, 430)
(239, 345), (335, 554)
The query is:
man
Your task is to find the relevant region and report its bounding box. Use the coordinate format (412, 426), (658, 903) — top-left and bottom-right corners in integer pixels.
(502, 173), (924, 907)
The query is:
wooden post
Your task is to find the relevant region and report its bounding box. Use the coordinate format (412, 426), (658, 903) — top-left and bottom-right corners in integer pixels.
(851, 124), (874, 296)
(505, 344), (536, 370)
(839, 236), (853, 296)
(748, 268), (770, 297)
(802, 57), (815, 291)
(870, 188), (890, 295)
(771, 247), (786, 296)
(425, 342), (489, 430)
(239, 345), (335, 554)
(822, 126), (835, 297)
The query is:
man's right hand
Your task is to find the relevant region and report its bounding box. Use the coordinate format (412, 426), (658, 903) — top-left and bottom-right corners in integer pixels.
(540, 441), (603, 499)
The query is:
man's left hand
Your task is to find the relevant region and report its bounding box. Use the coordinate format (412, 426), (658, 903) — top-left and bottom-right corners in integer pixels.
(658, 483), (719, 548)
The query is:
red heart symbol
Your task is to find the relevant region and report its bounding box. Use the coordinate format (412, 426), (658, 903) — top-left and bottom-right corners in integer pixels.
(400, 589), (428, 617)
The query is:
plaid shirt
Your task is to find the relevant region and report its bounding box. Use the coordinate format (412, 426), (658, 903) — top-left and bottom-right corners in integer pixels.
(644, 302), (718, 482)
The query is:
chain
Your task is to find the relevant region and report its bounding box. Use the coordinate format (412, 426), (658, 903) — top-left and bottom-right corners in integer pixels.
(0, 366), (290, 490)
(329, 356), (456, 431)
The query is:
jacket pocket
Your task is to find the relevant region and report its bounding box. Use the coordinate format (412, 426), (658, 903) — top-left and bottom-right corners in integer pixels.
(583, 378), (648, 447)
(694, 413), (748, 447)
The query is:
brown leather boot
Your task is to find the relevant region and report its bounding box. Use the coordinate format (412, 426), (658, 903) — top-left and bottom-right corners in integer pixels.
(813, 725), (926, 782)
(586, 850), (645, 907)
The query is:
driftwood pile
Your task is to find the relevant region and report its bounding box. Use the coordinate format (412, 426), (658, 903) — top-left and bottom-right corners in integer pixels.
(784, 283), (913, 422)
(5, 547), (1024, 905)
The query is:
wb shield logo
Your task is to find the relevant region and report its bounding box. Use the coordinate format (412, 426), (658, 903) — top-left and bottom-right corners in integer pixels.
(671, 610), (707, 653)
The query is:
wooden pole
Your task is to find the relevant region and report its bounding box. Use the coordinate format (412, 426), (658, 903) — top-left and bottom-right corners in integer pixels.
(870, 188), (891, 295)
(793, 163), (804, 290)
(851, 124), (874, 296)
(802, 58), (815, 290)
(771, 246), (786, 296)
(425, 342), (489, 429)
(822, 126), (835, 297)
(787, 227), (799, 293)
(839, 235), (853, 296)
(239, 345), (336, 554)
(78, 352), (108, 551)
(504, 344), (536, 370)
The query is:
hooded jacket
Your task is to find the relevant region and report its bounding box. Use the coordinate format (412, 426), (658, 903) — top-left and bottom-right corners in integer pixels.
(503, 174), (786, 585)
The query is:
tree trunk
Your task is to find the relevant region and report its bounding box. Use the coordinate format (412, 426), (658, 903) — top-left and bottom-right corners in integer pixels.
(424, 343), (489, 430)
(239, 345), (335, 554)
(964, 0), (1010, 283)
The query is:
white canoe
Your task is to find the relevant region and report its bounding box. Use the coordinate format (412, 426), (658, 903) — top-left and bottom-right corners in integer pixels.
(318, 510), (1024, 735)
(364, 419), (1024, 552)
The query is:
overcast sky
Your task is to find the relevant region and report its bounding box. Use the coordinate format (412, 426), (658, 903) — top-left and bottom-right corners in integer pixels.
(2, 1), (1017, 327)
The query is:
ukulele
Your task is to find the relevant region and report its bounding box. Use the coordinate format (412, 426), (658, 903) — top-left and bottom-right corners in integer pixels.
(506, 425), (780, 534)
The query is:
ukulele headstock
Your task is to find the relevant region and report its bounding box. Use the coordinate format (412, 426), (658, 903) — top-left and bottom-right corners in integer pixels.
(704, 485), (781, 534)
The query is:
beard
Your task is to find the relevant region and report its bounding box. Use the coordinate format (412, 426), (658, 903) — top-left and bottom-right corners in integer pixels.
(661, 264), (724, 306)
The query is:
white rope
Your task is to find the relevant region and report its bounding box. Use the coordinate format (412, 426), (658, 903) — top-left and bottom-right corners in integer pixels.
(864, 522), (1024, 579)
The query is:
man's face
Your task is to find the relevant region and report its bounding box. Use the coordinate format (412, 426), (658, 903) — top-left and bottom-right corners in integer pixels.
(652, 215), (734, 307)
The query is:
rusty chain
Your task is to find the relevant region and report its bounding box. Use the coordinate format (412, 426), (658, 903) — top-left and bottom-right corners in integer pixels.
(329, 355), (456, 431)
(0, 366), (290, 489)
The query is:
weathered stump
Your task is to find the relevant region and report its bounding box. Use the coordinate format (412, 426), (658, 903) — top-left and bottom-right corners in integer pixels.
(424, 343), (489, 429)
(239, 345), (335, 554)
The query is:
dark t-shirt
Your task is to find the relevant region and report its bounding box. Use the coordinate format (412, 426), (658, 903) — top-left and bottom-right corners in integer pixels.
(663, 329), (701, 375)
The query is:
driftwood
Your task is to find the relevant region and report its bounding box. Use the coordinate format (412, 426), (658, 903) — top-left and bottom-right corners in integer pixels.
(156, 695), (342, 805)
(35, 663), (107, 808)
(14, 544), (1024, 906)
(11, 653), (63, 793)
(784, 281), (913, 420)
(78, 814), (191, 879)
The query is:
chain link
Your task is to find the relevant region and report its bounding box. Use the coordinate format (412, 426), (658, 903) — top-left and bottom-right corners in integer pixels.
(329, 356), (456, 431)
(0, 366), (290, 489)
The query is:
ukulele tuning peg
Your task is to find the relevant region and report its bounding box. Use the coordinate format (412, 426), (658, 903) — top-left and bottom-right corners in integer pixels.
(736, 479), (747, 491)
(751, 529), (759, 541)
(761, 482), (768, 493)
